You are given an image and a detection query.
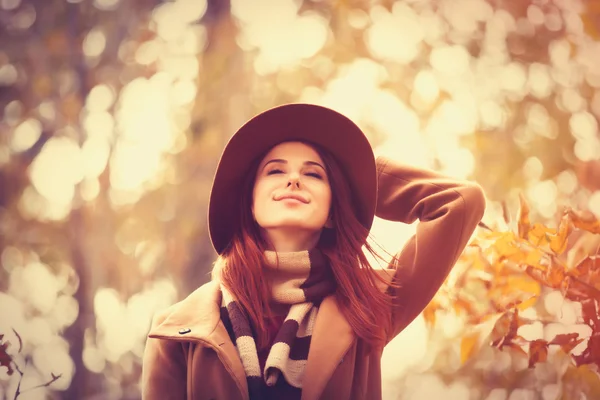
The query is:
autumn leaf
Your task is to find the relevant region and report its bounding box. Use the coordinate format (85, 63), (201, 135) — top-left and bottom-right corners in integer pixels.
(506, 275), (541, 295)
(545, 259), (567, 289)
(422, 300), (438, 328)
(515, 295), (539, 311)
(490, 309), (524, 353)
(453, 296), (478, 316)
(572, 256), (600, 282)
(518, 193), (531, 239)
(502, 200), (511, 224)
(568, 209), (600, 234)
(492, 231), (521, 260)
(581, 299), (599, 328)
(0, 334), (13, 376)
(549, 333), (584, 355)
(528, 339), (549, 368)
(523, 248), (547, 270)
(549, 212), (573, 255)
(573, 333), (600, 367)
(563, 364), (600, 399)
(461, 332), (479, 364)
(527, 223), (552, 247)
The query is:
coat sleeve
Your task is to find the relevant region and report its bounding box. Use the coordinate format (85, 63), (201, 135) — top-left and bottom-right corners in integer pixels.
(375, 156), (486, 343)
(142, 313), (187, 400)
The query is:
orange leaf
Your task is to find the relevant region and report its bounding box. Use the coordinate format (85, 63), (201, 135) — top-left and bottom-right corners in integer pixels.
(549, 333), (584, 354)
(502, 201), (511, 225)
(545, 259), (566, 288)
(518, 193), (531, 239)
(572, 256), (600, 278)
(549, 212), (573, 255)
(461, 332), (479, 364)
(422, 301), (438, 328)
(528, 339), (549, 368)
(569, 210), (600, 234)
(491, 309), (522, 350)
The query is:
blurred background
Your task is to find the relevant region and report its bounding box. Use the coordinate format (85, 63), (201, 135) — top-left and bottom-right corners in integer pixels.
(0, 0), (599, 399)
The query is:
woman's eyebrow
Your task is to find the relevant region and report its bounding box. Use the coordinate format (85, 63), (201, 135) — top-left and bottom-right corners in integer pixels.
(262, 159), (326, 171)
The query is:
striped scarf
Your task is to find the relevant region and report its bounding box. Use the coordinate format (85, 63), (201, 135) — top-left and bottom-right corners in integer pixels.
(219, 249), (335, 399)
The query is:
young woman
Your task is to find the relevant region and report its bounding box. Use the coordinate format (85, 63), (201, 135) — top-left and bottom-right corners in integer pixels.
(142, 104), (486, 400)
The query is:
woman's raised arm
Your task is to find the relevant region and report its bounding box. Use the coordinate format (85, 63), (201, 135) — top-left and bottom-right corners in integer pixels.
(375, 156), (486, 343)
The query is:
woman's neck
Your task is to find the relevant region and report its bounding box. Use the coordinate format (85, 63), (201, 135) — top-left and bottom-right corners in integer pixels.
(261, 227), (320, 252)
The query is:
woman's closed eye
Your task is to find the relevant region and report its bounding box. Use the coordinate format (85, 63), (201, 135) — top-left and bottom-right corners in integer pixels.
(267, 169), (284, 175)
(305, 172), (323, 179)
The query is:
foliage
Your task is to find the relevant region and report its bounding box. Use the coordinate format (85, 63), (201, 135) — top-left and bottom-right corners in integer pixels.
(421, 195), (600, 398)
(0, 330), (61, 399)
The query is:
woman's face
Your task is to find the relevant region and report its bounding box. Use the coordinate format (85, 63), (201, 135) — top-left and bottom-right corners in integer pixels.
(252, 141), (332, 235)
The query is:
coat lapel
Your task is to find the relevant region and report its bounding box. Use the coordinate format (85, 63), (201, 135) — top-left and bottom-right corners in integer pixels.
(301, 268), (394, 400)
(301, 295), (355, 400)
(147, 281), (249, 400)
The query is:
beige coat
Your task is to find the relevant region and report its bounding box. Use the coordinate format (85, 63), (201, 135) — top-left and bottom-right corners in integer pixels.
(142, 156), (487, 400)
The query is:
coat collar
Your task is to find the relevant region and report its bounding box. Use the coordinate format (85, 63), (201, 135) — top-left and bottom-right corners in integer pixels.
(148, 270), (393, 400)
(147, 281), (250, 400)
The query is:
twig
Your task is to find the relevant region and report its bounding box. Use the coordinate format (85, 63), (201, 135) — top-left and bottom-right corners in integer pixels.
(20, 373), (62, 394)
(11, 329), (22, 354)
(12, 359), (26, 400)
(10, 357), (61, 399)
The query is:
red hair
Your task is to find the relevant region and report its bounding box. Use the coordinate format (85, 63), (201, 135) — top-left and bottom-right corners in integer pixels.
(214, 141), (397, 350)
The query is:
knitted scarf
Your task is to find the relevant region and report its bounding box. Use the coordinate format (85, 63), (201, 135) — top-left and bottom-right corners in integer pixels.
(219, 249), (336, 399)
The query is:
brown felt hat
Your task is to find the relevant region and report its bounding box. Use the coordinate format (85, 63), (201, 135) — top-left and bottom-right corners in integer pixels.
(208, 103), (377, 255)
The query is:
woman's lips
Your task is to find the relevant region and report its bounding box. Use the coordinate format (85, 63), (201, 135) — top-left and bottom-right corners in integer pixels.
(274, 193), (309, 204)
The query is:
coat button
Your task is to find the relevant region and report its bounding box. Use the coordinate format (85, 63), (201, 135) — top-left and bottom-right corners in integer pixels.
(179, 328), (191, 335)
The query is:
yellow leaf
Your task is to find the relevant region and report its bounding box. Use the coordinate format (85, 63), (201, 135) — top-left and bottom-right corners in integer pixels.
(506, 275), (541, 295)
(516, 295), (539, 311)
(528, 223), (552, 247)
(460, 332), (479, 364)
(493, 231), (520, 258)
(524, 248), (546, 270)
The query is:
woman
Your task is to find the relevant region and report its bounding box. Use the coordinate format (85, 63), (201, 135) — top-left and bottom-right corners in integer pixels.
(142, 104), (486, 400)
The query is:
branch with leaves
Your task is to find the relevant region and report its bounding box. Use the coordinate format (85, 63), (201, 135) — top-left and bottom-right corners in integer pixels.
(0, 329), (62, 400)
(423, 193), (600, 398)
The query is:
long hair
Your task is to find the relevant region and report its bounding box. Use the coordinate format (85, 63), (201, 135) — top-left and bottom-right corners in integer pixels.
(213, 141), (397, 350)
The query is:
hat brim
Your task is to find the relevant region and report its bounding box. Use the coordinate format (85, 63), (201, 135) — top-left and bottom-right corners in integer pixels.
(208, 103), (377, 254)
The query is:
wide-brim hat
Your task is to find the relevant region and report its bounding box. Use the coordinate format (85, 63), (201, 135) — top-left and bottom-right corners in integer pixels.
(208, 103), (377, 254)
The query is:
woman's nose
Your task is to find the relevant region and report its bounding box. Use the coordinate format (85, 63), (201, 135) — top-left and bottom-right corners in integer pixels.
(287, 175), (301, 189)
